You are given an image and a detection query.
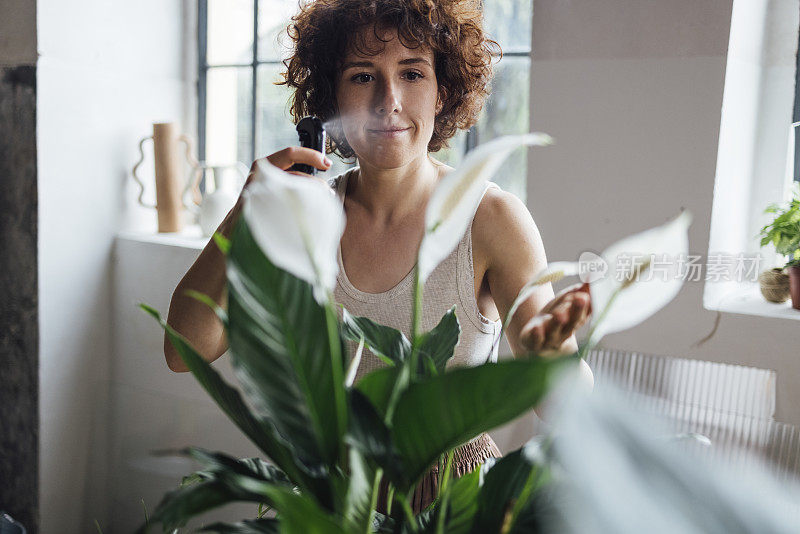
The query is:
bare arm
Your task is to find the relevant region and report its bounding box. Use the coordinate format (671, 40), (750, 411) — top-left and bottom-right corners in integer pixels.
(164, 147), (332, 372)
(473, 189), (591, 358)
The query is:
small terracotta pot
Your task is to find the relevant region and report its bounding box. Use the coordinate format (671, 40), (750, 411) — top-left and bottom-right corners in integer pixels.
(789, 265), (800, 310)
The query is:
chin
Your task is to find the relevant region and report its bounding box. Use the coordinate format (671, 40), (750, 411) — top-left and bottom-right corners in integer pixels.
(354, 144), (420, 169)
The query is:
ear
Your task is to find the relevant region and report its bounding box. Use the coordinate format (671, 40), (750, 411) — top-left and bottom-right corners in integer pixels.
(435, 87), (446, 115)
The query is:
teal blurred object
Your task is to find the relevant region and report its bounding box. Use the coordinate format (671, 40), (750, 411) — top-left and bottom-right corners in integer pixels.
(0, 512), (26, 534)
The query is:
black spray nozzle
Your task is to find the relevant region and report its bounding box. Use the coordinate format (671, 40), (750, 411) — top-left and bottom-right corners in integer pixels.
(289, 116), (327, 176)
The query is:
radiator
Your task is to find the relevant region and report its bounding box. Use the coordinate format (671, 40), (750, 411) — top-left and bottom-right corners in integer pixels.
(585, 348), (799, 481)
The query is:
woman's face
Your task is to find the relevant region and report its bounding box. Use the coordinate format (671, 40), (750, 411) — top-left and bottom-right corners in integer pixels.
(335, 25), (442, 170)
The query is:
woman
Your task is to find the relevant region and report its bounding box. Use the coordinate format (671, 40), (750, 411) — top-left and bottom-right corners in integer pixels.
(165, 0), (591, 513)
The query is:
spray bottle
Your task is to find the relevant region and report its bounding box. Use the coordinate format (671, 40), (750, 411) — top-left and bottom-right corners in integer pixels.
(288, 116), (327, 176)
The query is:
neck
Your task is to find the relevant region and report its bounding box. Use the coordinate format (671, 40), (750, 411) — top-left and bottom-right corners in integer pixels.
(348, 154), (446, 225)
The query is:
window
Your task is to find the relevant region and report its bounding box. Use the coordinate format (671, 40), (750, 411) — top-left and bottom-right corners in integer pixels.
(198, 0), (532, 199)
(704, 0), (799, 312)
(793, 20), (800, 185)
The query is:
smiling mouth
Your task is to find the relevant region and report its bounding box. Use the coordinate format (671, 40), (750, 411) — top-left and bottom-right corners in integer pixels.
(368, 127), (410, 135)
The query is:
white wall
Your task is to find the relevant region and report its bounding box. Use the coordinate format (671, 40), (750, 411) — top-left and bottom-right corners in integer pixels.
(108, 235), (263, 532)
(528, 0), (800, 426)
(37, 1), (195, 531)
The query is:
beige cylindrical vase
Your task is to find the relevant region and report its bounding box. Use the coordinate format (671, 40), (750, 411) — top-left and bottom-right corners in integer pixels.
(152, 122), (184, 232)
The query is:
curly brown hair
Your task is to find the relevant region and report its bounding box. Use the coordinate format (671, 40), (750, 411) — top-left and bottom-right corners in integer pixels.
(277, 0), (501, 160)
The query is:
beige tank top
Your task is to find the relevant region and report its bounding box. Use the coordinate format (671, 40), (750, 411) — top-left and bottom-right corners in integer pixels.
(330, 167), (502, 383)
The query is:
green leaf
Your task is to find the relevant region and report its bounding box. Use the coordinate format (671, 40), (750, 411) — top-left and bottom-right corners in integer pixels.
(346, 390), (404, 483)
(137, 449), (295, 533)
(178, 448), (291, 486)
(135, 480), (238, 533)
(184, 289), (228, 324)
(343, 448), (377, 532)
(442, 469), (481, 534)
(139, 305), (308, 489)
(355, 366), (401, 420)
(417, 307), (460, 375)
(472, 441), (549, 533)
(199, 519), (280, 533)
(259, 486), (348, 534)
(505, 485), (563, 534)
(226, 218), (346, 474)
(213, 231), (231, 255)
(391, 356), (577, 490)
(341, 307), (411, 366)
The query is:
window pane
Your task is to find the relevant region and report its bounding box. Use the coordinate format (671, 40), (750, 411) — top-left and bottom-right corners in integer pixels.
(255, 64), (298, 156)
(257, 0), (297, 62)
(433, 129), (469, 169)
(207, 0), (254, 65)
(483, 0), (532, 51)
(476, 56), (530, 200)
(206, 67), (254, 167)
(256, 65), (355, 178)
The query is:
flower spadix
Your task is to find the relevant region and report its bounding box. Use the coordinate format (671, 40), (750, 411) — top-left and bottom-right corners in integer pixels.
(242, 159), (345, 304)
(587, 210), (692, 344)
(418, 133), (554, 284)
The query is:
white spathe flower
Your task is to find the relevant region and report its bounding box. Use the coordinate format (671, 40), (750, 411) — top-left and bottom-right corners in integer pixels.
(418, 133), (554, 284)
(242, 159), (345, 304)
(587, 210), (692, 344)
(505, 211), (692, 348)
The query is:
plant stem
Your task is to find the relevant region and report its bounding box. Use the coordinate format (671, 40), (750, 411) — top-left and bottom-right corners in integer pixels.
(397, 492), (418, 532)
(435, 452), (455, 534)
(366, 467), (383, 534)
(386, 486), (395, 516)
(578, 282), (622, 360)
(409, 268), (423, 375)
(385, 268), (423, 422)
(324, 298), (347, 460)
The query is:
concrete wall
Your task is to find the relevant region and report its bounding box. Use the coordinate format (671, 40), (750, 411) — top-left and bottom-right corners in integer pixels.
(0, 1), (38, 531)
(528, 0), (800, 425)
(36, 1), (195, 531)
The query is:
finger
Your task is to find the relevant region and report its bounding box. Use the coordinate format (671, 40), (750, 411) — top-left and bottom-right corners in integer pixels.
(566, 293), (588, 325)
(554, 282), (584, 298)
(572, 283), (592, 317)
(540, 290), (571, 315)
(520, 314), (550, 353)
(544, 305), (568, 349)
(264, 146), (332, 172)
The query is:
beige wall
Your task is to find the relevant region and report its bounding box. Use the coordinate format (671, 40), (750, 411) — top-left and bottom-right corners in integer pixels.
(528, 0), (800, 425)
(0, 0), (36, 65)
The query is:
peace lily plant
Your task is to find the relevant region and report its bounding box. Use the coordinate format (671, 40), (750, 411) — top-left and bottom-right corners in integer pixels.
(140, 133), (692, 533)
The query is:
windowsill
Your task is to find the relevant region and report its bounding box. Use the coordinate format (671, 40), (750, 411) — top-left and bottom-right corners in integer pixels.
(118, 229), (800, 322)
(706, 282), (800, 321)
(117, 225), (210, 251)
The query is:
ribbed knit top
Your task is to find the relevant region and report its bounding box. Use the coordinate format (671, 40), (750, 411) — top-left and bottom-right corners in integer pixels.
(330, 167), (502, 383)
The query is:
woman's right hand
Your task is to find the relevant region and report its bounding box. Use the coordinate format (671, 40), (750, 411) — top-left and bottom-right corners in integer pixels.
(245, 146), (333, 188)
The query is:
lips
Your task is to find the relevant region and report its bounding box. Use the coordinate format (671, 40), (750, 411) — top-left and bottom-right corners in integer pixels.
(368, 126), (410, 133)
(367, 126), (410, 137)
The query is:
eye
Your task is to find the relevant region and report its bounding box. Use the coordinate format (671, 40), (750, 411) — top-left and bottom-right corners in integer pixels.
(351, 73), (373, 83)
(405, 71), (424, 81)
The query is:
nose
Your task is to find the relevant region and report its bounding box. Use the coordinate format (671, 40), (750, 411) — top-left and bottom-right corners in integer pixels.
(374, 78), (402, 115)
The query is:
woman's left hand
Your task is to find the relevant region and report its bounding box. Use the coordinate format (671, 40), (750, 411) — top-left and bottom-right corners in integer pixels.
(519, 282), (592, 355)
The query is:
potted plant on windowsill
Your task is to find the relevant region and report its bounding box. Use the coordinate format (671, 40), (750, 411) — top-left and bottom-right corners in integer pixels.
(758, 183), (800, 310)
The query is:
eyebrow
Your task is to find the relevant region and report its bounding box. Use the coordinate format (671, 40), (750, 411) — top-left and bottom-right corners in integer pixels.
(341, 57), (432, 71)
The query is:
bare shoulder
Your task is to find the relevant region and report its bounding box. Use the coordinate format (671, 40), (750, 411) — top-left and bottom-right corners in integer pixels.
(472, 186), (546, 268)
